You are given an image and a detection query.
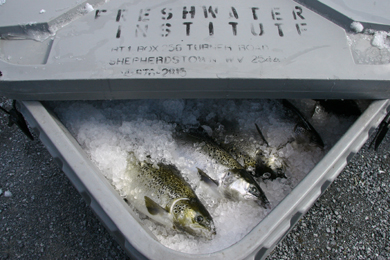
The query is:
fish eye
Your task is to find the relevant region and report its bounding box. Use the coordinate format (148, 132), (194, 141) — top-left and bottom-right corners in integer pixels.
(196, 215), (204, 223)
(263, 172), (271, 179)
(249, 186), (258, 194)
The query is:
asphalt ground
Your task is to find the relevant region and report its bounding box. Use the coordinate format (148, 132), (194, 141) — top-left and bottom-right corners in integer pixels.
(0, 96), (389, 259)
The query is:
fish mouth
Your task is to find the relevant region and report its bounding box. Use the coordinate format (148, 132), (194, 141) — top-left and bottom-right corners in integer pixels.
(204, 229), (217, 240)
(204, 223), (217, 240)
(196, 227), (216, 240)
(243, 193), (260, 201)
(188, 223), (217, 240)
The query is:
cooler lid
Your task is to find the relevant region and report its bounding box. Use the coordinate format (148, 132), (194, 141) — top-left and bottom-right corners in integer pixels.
(0, 0), (389, 100)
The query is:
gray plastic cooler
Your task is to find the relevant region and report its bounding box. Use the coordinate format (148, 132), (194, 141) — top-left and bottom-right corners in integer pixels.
(1, 0), (390, 100)
(18, 99), (390, 260)
(1, 0), (390, 259)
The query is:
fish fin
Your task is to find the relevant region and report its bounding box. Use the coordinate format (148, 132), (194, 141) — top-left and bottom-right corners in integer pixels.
(145, 196), (168, 216)
(197, 168), (219, 187)
(255, 123), (269, 147)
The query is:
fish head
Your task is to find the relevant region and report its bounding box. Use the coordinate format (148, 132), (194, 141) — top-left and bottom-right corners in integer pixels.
(171, 198), (216, 240)
(294, 122), (324, 148)
(221, 169), (269, 207)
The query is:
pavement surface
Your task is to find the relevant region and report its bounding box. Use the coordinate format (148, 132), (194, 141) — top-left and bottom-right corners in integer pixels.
(0, 96), (389, 259)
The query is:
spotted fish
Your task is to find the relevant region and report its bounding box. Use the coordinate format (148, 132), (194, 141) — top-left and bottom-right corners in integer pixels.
(125, 154), (216, 239)
(174, 129), (270, 208)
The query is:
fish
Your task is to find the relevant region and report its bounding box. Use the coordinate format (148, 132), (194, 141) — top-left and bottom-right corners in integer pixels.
(125, 154), (216, 240)
(174, 128), (270, 208)
(218, 138), (286, 180)
(219, 124), (287, 180)
(198, 118), (286, 181)
(313, 99), (362, 117)
(281, 99), (324, 148)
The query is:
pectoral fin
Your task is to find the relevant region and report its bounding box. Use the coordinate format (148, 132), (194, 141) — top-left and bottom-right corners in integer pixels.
(197, 168), (222, 199)
(145, 196), (168, 216)
(197, 168), (219, 187)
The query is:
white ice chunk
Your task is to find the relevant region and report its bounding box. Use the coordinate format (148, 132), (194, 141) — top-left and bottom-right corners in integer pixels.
(39, 9), (46, 14)
(84, 3), (94, 13)
(371, 31), (390, 49)
(4, 191), (12, 197)
(350, 21), (364, 33)
(0, 0), (5, 6)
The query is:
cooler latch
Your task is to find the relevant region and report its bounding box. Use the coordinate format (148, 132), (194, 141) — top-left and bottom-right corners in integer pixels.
(0, 100), (34, 140)
(370, 110), (390, 150)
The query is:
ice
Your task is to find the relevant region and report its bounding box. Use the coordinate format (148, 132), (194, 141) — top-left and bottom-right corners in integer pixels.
(39, 9), (46, 14)
(347, 29), (390, 64)
(49, 99), (356, 254)
(0, 0), (5, 6)
(350, 21), (364, 33)
(371, 31), (390, 49)
(84, 3), (94, 13)
(4, 190), (12, 197)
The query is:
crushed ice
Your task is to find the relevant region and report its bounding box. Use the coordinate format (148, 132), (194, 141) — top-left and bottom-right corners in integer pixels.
(84, 3), (94, 13)
(371, 31), (390, 49)
(350, 21), (364, 33)
(347, 28), (390, 64)
(50, 99), (356, 254)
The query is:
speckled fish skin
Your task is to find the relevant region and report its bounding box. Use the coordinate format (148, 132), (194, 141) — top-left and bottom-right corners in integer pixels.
(195, 135), (245, 170)
(222, 141), (287, 180)
(199, 120), (287, 180)
(175, 130), (269, 207)
(176, 129), (244, 170)
(125, 155), (216, 240)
